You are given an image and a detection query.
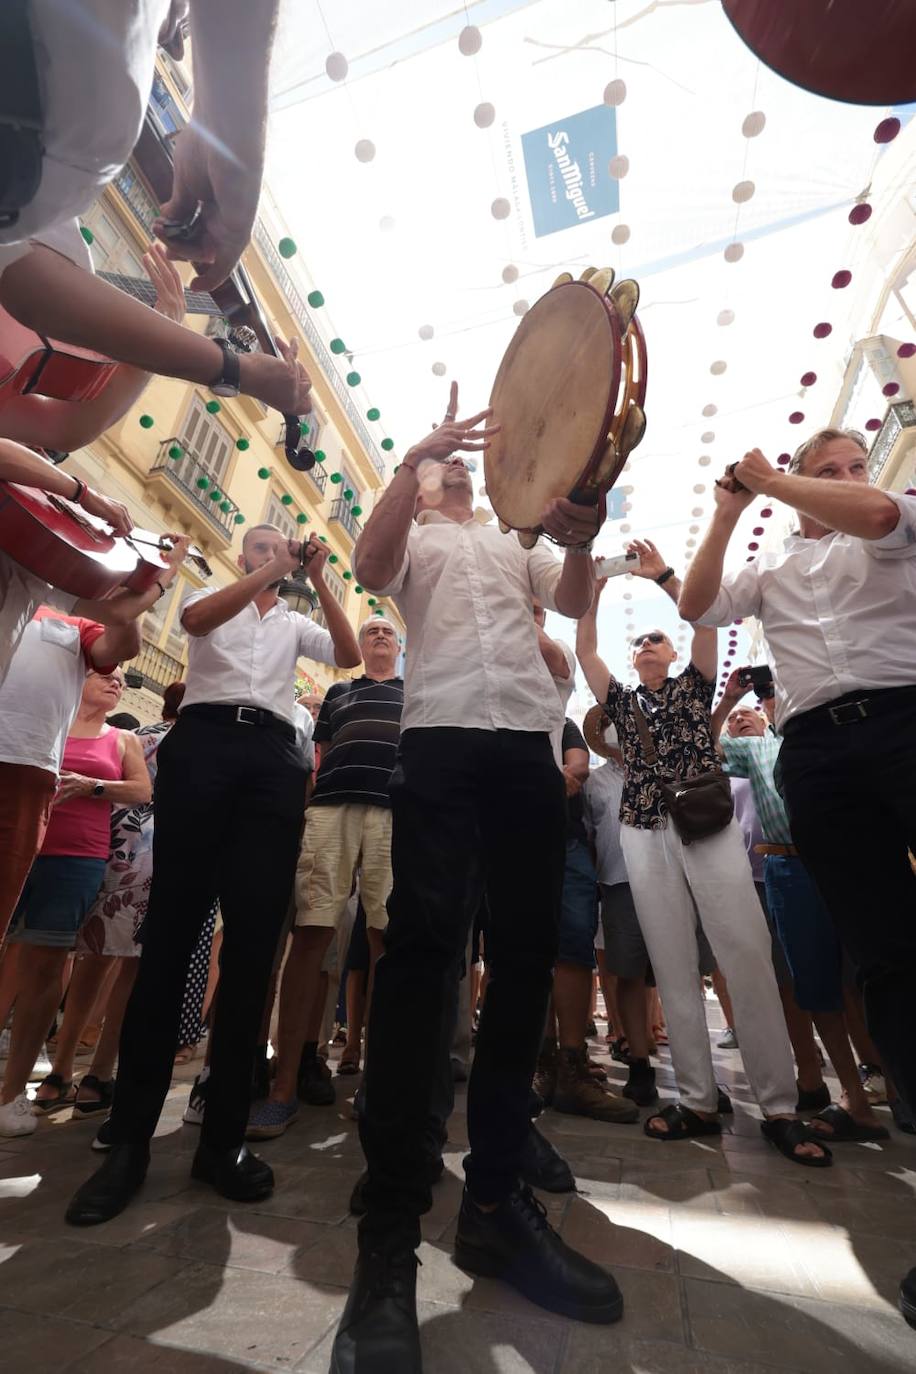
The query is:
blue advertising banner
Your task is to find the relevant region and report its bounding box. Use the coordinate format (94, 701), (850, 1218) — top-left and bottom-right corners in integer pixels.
(606, 487), (626, 520)
(521, 106), (619, 239)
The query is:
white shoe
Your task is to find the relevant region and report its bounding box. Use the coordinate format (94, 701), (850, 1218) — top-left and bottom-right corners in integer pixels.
(27, 1046), (53, 1082)
(0, 1093), (37, 1137)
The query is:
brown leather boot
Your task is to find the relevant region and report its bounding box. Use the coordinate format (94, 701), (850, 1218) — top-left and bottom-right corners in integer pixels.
(532, 1039), (558, 1107)
(552, 1048), (639, 1124)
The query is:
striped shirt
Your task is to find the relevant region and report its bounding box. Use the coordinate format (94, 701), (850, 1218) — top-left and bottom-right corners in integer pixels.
(720, 729), (792, 845)
(310, 676), (404, 809)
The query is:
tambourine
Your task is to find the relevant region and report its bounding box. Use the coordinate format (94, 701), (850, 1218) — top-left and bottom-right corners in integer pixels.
(485, 266), (647, 549)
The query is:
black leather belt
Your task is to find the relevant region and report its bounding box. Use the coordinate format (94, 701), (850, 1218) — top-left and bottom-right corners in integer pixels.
(180, 703), (295, 742)
(783, 685), (916, 736)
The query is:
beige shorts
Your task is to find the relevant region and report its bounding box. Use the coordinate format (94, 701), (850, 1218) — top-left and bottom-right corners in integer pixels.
(295, 803), (392, 931)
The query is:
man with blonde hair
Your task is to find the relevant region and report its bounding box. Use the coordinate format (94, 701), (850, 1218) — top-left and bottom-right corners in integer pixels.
(680, 428), (916, 1326)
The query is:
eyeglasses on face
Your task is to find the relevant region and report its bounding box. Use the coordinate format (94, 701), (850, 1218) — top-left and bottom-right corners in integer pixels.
(631, 632), (667, 649)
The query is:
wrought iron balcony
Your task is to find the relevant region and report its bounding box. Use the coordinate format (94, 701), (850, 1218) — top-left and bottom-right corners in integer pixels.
(329, 496), (363, 541)
(868, 400), (916, 483)
(129, 638), (185, 695)
(151, 439), (241, 538)
(112, 160), (159, 234)
(306, 462), (328, 495)
(252, 220), (387, 480)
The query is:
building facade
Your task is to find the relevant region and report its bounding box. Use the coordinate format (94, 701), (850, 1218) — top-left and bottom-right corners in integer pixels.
(64, 52), (403, 723)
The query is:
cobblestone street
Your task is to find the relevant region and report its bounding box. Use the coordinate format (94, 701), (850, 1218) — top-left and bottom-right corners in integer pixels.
(2, 1002), (915, 1373)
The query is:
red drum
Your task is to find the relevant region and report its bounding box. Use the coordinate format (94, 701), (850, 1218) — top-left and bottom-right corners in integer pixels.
(485, 269), (647, 548)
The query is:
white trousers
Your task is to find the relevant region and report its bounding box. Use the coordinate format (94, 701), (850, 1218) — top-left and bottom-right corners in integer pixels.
(621, 819), (797, 1116)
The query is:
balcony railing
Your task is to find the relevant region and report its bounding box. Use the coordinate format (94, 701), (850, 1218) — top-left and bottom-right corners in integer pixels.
(307, 462), (328, 496)
(868, 400), (916, 483)
(329, 496), (363, 541)
(252, 220), (387, 480)
(151, 439), (241, 538)
(129, 639), (185, 695)
(112, 160), (159, 233)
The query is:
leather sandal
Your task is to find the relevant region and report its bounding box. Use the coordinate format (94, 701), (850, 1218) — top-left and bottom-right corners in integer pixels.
(33, 1073), (74, 1115)
(644, 1103), (722, 1141)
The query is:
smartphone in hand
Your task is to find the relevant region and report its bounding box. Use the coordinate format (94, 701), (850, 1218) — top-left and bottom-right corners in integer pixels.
(596, 551), (641, 578)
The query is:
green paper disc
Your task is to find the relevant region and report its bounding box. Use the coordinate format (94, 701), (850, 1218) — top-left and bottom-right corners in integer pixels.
(139, 414), (154, 429)
(168, 444), (183, 459)
(196, 476), (209, 489)
(393, 465), (400, 474)
(374, 607), (385, 615)
(235, 437), (249, 451)
(346, 371), (361, 387)
(314, 450), (326, 463)
(307, 290), (325, 308)
(328, 553), (339, 564)
(366, 407), (380, 422)
(297, 513), (308, 524)
(343, 570), (353, 580)
(319, 535), (328, 543)
(257, 467), (270, 479)
(234, 513), (245, 525)
(381, 437), (394, 451)
(351, 505), (363, 517)
(330, 338), (346, 355)
(300, 420), (309, 436)
(220, 500), (231, 513)
(80, 225), (94, 245)
(367, 597), (377, 606)
(355, 586), (364, 595)
(209, 489), (221, 501)
(206, 400), (221, 414)
(330, 472), (342, 484)
(281, 493), (293, 505)
(343, 488), (353, 501)
(278, 237), (297, 259)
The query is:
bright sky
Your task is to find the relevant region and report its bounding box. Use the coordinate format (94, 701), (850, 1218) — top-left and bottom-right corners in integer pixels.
(263, 0), (915, 699)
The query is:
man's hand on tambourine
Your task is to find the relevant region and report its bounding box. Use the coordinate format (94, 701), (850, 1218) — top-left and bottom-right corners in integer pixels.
(539, 496), (600, 547)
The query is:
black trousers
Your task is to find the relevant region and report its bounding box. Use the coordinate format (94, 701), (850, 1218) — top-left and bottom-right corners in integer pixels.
(109, 715), (307, 1149)
(779, 693), (916, 1114)
(359, 728), (565, 1249)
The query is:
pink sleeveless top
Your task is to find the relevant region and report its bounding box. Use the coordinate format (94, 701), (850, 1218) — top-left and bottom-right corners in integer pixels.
(42, 728), (124, 859)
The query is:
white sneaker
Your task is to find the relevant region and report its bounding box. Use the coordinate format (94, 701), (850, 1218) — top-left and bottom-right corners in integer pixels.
(0, 1093), (37, 1137)
(182, 1073), (208, 1126)
(27, 1046), (53, 1082)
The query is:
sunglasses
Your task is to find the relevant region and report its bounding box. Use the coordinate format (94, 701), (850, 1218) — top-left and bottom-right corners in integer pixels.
(632, 632), (667, 648)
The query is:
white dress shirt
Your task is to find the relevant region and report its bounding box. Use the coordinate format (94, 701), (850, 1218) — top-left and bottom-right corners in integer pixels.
(180, 589), (337, 726)
(292, 702), (316, 770)
(698, 491), (916, 728)
(0, 549), (76, 690)
(582, 760), (629, 886)
(548, 639), (576, 766)
(354, 511), (565, 733)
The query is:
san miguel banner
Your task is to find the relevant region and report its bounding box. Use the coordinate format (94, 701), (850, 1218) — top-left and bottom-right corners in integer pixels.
(521, 106), (619, 238)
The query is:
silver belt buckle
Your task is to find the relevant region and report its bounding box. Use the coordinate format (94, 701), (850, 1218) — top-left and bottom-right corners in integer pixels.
(828, 699), (868, 725)
(236, 706), (260, 725)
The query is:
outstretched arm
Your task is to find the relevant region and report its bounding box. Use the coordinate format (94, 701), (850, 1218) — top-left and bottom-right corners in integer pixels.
(678, 480), (753, 622)
(575, 575), (613, 704)
(731, 447), (898, 541)
(0, 438), (132, 535)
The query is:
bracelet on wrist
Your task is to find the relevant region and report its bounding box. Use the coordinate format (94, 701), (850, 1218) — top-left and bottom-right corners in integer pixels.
(71, 476), (86, 505)
(655, 567), (676, 586)
(566, 539), (595, 555)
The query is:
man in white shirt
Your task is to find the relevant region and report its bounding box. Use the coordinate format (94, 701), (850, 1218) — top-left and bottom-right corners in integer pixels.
(330, 386), (623, 1374)
(679, 428), (916, 1325)
(67, 524), (361, 1227)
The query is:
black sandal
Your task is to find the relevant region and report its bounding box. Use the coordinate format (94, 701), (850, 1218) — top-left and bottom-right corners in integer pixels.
(760, 1118), (833, 1167)
(808, 1104), (889, 1143)
(645, 1103), (722, 1141)
(72, 1074), (114, 1119)
(33, 1073), (74, 1115)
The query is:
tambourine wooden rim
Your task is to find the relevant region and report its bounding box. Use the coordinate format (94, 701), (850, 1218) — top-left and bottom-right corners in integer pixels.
(485, 273), (647, 546)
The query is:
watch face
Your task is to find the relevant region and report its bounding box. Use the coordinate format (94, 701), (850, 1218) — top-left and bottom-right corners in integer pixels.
(209, 383), (240, 398)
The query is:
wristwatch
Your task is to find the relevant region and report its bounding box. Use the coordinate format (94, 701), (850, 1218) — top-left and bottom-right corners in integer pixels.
(91, 781), (105, 798)
(208, 338), (241, 397)
(655, 567), (676, 586)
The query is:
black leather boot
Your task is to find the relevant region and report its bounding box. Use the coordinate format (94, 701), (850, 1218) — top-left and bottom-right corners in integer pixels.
(622, 1058), (657, 1106)
(65, 1142), (150, 1226)
(454, 1184), (623, 1323)
(519, 1123), (575, 1193)
(349, 1157), (445, 1218)
(330, 1245), (422, 1373)
(191, 1141), (274, 1201)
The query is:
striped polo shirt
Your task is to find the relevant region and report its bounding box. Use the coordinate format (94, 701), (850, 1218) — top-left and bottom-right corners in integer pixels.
(310, 676), (404, 809)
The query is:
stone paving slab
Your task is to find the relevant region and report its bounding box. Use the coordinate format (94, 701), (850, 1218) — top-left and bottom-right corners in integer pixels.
(0, 1013), (914, 1373)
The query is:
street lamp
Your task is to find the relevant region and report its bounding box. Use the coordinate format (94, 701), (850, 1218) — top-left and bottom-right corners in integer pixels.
(277, 567), (318, 616)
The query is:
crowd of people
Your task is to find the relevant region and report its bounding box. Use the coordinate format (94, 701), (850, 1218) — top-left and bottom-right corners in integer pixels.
(0, 6), (914, 1373)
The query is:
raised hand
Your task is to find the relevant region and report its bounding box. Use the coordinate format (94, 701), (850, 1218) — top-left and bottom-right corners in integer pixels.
(300, 533), (329, 583)
(714, 455), (758, 513)
(144, 244), (186, 324)
(720, 667), (752, 707)
(160, 533), (193, 570)
(539, 496), (601, 547)
(405, 381), (499, 468)
(267, 537), (305, 583)
(733, 447), (778, 495)
(80, 487), (133, 537)
(626, 537), (667, 580)
(154, 122), (259, 292)
(238, 337), (313, 415)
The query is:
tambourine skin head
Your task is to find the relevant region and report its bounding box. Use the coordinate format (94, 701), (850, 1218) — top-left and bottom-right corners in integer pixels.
(610, 279), (640, 333)
(588, 267), (616, 296)
(618, 402), (647, 459)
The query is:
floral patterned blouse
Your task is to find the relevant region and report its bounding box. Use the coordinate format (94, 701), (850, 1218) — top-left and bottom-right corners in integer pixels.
(605, 663), (719, 830)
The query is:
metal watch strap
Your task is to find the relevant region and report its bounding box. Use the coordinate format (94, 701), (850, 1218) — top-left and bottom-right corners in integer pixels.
(566, 540), (594, 555)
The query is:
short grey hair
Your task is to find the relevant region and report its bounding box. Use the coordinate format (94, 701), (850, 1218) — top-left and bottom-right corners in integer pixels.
(358, 614), (400, 643)
(789, 428), (867, 476)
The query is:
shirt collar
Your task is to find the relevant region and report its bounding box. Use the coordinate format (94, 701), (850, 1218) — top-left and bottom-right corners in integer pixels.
(416, 509), (475, 527)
